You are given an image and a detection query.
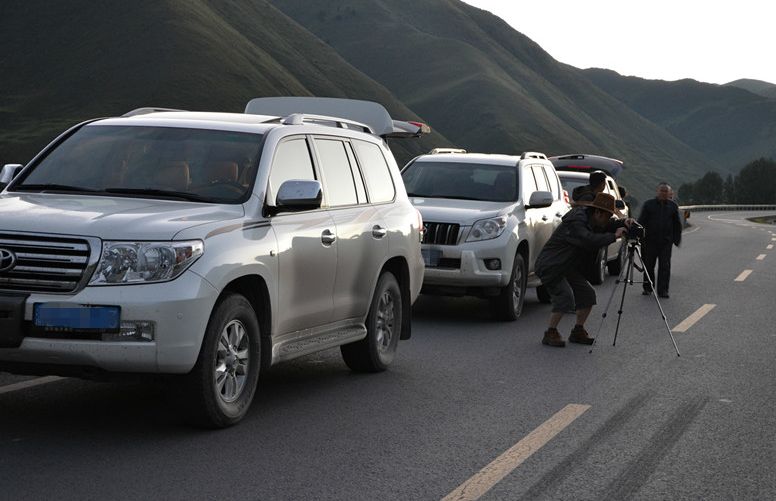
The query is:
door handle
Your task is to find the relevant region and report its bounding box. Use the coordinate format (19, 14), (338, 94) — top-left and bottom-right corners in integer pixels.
(372, 225), (387, 239)
(542, 215), (549, 221)
(321, 229), (336, 246)
(555, 212), (563, 218)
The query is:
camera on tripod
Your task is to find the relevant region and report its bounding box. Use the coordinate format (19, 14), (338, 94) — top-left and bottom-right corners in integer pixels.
(626, 221), (645, 241)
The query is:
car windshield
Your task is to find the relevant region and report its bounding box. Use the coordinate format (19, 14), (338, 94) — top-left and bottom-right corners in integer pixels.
(559, 176), (589, 194)
(13, 125), (263, 203)
(402, 161), (519, 202)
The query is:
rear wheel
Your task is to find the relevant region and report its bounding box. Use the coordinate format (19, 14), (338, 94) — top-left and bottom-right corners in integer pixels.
(589, 247), (607, 285)
(341, 271), (402, 372)
(493, 253), (527, 321)
(608, 241), (626, 276)
(184, 293), (261, 428)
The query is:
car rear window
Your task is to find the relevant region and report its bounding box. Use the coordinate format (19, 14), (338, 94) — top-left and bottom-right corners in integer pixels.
(402, 161), (518, 202)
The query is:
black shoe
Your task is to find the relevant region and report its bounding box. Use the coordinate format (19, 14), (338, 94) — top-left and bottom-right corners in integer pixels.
(658, 292), (669, 298)
(642, 290), (651, 295)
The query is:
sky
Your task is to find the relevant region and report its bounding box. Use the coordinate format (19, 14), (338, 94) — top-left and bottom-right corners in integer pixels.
(461, 0), (774, 85)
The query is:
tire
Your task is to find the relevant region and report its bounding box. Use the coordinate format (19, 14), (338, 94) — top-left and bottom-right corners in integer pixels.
(184, 293), (261, 428)
(341, 271), (402, 373)
(589, 247), (607, 285)
(607, 241), (625, 276)
(536, 284), (552, 304)
(493, 253), (527, 321)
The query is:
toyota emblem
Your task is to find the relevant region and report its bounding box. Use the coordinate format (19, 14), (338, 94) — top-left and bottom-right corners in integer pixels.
(0, 248), (17, 273)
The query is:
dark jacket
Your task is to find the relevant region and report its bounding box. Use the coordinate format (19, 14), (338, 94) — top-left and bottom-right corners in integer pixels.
(535, 206), (621, 285)
(571, 185), (596, 203)
(638, 198), (682, 247)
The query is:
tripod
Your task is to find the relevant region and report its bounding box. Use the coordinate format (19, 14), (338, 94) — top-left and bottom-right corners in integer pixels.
(590, 239), (680, 356)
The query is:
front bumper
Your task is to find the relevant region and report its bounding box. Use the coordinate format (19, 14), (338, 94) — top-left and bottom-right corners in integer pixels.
(422, 241), (513, 288)
(0, 271), (219, 374)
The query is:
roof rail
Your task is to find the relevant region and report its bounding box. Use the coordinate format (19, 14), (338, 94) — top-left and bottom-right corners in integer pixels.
(280, 113), (372, 133)
(520, 151), (547, 160)
(122, 107), (186, 117)
(429, 148), (467, 154)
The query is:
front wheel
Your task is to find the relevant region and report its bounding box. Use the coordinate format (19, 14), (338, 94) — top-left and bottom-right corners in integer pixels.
(608, 241), (626, 276)
(184, 293), (261, 428)
(589, 247), (607, 285)
(492, 253), (527, 321)
(341, 271), (402, 372)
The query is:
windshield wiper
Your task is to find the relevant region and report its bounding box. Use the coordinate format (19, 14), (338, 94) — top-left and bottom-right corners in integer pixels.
(104, 188), (210, 202)
(13, 183), (100, 193)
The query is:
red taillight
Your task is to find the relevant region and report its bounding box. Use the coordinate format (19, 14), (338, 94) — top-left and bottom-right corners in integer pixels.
(408, 121), (431, 134)
(566, 165), (593, 171)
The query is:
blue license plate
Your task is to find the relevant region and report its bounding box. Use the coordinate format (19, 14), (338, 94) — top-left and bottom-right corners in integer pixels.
(421, 248), (442, 267)
(33, 303), (121, 333)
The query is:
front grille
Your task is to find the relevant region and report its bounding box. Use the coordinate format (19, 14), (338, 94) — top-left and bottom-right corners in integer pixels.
(0, 233), (92, 293)
(422, 222), (460, 245)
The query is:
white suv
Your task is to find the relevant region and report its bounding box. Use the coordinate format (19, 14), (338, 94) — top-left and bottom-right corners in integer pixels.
(0, 97), (426, 427)
(401, 151), (569, 319)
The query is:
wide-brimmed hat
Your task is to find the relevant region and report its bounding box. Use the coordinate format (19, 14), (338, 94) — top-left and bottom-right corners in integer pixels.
(579, 192), (623, 217)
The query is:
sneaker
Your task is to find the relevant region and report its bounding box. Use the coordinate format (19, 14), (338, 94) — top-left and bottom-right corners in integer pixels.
(569, 325), (595, 345)
(542, 328), (566, 347)
(658, 292), (670, 298)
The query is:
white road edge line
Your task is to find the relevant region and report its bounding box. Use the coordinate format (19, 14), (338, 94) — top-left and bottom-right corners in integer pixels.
(735, 270), (753, 282)
(441, 404), (591, 501)
(756, 254), (767, 261)
(672, 304), (716, 333)
(0, 376), (63, 395)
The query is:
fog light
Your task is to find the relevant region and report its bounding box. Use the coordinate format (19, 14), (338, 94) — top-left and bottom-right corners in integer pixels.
(484, 258), (501, 270)
(101, 321), (155, 342)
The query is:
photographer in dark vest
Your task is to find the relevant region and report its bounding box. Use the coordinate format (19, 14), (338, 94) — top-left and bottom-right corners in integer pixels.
(535, 193), (635, 347)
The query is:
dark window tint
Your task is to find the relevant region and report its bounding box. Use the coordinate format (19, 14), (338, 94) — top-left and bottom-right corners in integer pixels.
(315, 138), (358, 207)
(544, 166), (560, 200)
(345, 143), (367, 203)
(353, 140), (395, 203)
(402, 161), (518, 202)
(523, 166), (538, 198)
(269, 138), (315, 205)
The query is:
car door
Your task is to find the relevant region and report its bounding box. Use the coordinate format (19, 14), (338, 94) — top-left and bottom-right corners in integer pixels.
(268, 136), (337, 334)
(313, 136), (387, 321)
(529, 164), (556, 248)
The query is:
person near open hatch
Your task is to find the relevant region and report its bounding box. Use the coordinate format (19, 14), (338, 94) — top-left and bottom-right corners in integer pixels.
(638, 182), (682, 298)
(535, 192), (634, 347)
(571, 170), (607, 203)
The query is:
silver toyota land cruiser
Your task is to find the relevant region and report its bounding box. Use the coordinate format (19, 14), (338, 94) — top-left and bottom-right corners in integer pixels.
(0, 97), (426, 427)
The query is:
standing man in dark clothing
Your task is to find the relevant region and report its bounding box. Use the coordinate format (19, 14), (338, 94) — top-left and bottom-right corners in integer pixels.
(535, 193), (633, 347)
(638, 182), (682, 298)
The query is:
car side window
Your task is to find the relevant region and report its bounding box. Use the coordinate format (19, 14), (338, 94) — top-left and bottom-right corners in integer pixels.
(314, 138), (358, 207)
(543, 167), (561, 200)
(523, 165), (538, 199)
(268, 137), (316, 205)
(531, 165), (549, 192)
(353, 140), (395, 203)
(345, 142), (368, 203)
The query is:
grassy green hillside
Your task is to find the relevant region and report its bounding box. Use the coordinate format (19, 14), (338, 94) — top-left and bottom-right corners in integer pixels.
(0, 0), (449, 166)
(584, 69), (776, 168)
(726, 79), (776, 99)
(270, 0), (719, 199)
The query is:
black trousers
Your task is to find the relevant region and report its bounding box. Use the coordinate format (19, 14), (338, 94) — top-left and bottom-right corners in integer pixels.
(642, 242), (672, 294)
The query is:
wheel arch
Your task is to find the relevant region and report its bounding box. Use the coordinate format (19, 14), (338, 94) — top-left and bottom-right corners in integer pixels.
(220, 275), (272, 370)
(379, 256), (412, 340)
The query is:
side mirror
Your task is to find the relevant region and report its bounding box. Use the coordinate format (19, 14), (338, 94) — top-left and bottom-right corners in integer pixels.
(527, 190), (553, 209)
(275, 179), (322, 212)
(615, 199), (626, 210)
(0, 163), (23, 191)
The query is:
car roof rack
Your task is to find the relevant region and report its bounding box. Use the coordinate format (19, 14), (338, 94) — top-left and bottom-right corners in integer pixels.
(122, 107), (187, 117)
(245, 96), (429, 138)
(429, 148), (467, 154)
(520, 151), (547, 160)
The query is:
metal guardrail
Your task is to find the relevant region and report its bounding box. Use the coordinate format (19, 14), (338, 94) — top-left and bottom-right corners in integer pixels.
(678, 204), (776, 212)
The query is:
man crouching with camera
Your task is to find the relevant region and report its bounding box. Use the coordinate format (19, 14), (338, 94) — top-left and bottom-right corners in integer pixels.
(535, 193), (635, 347)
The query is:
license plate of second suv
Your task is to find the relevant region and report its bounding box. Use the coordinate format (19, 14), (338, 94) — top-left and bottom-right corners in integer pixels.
(421, 248), (442, 267)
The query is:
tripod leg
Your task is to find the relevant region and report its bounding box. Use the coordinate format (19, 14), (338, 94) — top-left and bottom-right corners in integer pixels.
(634, 246), (681, 357)
(590, 244), (631, 353)
(612, 245), (636, 347)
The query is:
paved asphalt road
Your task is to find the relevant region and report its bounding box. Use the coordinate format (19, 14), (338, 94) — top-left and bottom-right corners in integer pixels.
(1, 211), (775, 500)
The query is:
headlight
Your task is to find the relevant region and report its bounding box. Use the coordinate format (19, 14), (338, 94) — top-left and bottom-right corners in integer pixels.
(89, 240), (204, 285)
(467, 216), (508, 242)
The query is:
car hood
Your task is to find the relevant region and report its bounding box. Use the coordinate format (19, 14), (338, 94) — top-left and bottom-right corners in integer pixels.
(409, 197), (514, 225)
(0, 193), (245, 240)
